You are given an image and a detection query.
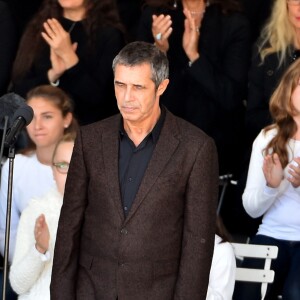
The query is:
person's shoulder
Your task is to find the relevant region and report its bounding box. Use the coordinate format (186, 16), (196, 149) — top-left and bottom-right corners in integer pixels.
(0, 153), (33, 179)
(260, 127), (277, 140)
(96, 25), (124, 42)
(9, 153), (36, 170)
(26, 188), (61, 213)
(80, 114), (121, 135)
(166, 110), (214, 144)
(253, 127), (276, 147)
(218, 7), (250, 32)
(214, 235), (235, 260)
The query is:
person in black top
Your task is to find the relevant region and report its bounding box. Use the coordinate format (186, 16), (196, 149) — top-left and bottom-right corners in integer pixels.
(10, 0), (125, 125)
(136, 0), (251, 175)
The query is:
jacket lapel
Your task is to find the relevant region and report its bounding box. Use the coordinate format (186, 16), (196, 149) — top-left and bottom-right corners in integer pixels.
(102, 115), (125, 221)
(124, 111), (180, 224)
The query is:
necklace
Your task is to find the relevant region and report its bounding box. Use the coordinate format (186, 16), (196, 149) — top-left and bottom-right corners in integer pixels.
(68, 22), (76, 33)
(289, 49), (300, 64)
(184, 1), (206, 18)
(189, 10), (205, 16)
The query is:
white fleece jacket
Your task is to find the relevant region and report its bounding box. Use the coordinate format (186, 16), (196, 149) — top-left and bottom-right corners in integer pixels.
(9, 188), (62, 300)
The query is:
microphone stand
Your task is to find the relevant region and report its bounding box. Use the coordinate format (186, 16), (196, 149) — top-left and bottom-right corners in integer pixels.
(0, 116), (9, 171)
(1, 119), (15, 300)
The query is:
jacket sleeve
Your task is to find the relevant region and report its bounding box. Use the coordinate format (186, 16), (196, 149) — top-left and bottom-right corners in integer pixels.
(174, 137), (218, 299)
(187, 13), (251, 112)
(9, 208), (47, 295)
(50, 128), (88, 300)
(245, 46), (273, 141)
(242, 130), (288, 218)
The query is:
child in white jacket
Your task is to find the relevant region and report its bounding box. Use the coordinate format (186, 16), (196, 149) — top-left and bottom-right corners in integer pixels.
(9, 133), (75, 300)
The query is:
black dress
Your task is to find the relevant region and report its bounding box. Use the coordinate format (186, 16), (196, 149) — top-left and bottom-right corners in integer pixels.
(12, 18), (125, 125)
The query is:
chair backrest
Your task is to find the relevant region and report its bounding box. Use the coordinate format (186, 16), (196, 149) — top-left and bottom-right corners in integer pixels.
(232, 243), (278, 300)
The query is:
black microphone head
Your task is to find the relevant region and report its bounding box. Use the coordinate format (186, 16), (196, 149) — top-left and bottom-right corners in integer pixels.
(0, 93), (26, 127)
(12, 104), (34, 126)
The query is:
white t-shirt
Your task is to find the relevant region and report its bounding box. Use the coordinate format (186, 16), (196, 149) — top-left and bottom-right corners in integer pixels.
(206, 235), (236, 300)
(0, 153), (55, 262)
(243, 128), (300, 241)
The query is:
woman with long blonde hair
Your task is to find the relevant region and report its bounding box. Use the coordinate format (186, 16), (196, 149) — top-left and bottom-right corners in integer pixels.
(246, 0), (300, 143)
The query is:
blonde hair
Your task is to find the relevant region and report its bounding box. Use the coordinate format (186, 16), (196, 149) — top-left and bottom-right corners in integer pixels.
(264, 58), (300, 168)
(259, 0), (296, 66)
(52, 132), (77, 163)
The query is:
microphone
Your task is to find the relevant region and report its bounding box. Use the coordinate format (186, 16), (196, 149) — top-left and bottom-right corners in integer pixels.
(4, 104), (34, 147)
(0, 93), (26, 127)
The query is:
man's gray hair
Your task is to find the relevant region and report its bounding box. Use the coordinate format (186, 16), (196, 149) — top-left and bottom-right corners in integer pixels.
(112, 41), (169, 89)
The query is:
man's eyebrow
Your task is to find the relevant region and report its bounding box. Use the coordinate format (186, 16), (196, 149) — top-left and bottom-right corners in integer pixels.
(114, 80), (124, 84)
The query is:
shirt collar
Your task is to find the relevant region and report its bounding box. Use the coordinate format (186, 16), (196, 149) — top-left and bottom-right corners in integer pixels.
(119, 106), (166, 143)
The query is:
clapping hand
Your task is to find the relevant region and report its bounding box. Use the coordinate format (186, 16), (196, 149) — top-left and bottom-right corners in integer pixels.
(41, 18), (79, 82)
(288, 157), (300, 188)
(263, 153), (283, 188)
(152, 14), (173, 52)
(34, 214), (50, 254)
(182, 8), (201, 63)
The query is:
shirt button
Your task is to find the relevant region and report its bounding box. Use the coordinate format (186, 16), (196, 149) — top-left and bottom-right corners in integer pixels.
(124, 206), (128, 211)
(128, 177), (132, 182)
(121, 228), (128, 235)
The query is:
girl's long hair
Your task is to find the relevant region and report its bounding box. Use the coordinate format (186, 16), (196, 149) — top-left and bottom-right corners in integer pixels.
(12, 0), (123, 81)
(264, 58), (300, 168)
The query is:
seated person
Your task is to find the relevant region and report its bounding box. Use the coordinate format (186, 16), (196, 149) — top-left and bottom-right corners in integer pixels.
(206, 216), (236, 300)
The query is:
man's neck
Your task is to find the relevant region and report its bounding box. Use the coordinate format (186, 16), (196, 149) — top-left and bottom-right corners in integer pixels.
(123, 108), (161, 146)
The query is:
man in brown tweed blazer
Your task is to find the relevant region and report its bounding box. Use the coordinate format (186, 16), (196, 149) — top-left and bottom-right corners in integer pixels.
(50, 41), (218, 300)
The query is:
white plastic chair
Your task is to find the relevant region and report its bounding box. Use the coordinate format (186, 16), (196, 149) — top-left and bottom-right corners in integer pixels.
(232, 243), (278, 300)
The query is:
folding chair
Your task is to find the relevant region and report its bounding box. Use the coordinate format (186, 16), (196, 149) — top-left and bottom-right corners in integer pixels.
(232, 243), (278, 300)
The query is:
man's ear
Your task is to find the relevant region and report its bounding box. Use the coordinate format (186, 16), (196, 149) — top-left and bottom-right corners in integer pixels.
(157, 79), (169, 96)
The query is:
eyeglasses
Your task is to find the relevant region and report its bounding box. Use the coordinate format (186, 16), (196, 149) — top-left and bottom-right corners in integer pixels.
(53, 162), (70, 174)
(287, 0), (300, 5)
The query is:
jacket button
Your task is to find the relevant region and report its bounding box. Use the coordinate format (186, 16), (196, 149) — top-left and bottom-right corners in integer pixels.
(120, 228), (128, 235)
(267, 70), (273, 76)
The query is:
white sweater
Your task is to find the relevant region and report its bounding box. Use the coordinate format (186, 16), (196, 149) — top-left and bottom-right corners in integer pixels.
(0, 153), (55, 262)
(9, 188), (62, 300)
(243, 128), (300, 241)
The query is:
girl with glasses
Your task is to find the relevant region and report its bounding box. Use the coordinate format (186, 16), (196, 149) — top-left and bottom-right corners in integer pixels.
(9, 132), (76, 300)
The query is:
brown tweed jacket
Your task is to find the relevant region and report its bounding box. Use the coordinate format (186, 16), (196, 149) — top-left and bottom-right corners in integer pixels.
(50, 109), (218, 300)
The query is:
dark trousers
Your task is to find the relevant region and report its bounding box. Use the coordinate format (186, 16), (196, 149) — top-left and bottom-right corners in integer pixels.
(233, 234), (300, 300)
(0, 269), (17, 300)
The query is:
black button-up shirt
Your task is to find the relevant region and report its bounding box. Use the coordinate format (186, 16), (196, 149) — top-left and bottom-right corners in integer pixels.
(119, 107), (166, 217)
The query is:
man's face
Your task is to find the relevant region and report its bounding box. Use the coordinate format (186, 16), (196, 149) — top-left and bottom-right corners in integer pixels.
(114, 63), (168, 125)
